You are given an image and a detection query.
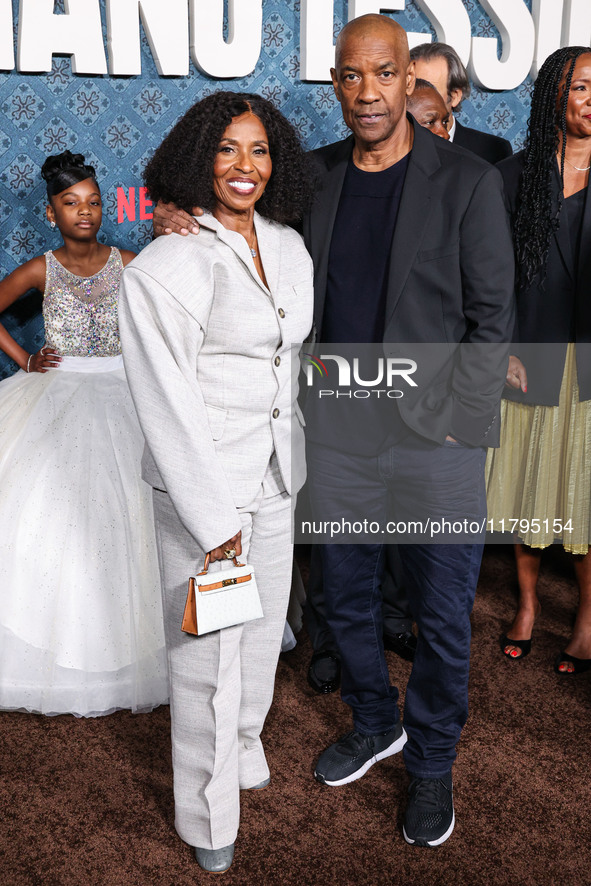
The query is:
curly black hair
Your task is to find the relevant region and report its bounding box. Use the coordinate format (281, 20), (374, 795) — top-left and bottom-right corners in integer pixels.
(144, 91), (314, 225)
(41, 150), (98, 200)
(514, 46), (591, 290)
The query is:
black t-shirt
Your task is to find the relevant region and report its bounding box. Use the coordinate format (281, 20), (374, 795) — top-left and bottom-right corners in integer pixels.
(308, 153), (410, 455)
(322, 154), (409, 344)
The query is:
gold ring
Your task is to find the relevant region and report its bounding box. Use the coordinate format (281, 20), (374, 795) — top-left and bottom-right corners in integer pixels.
(224, 548), (236, 559)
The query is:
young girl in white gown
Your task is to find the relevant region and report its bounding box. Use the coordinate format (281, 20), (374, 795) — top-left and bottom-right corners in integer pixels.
(0, 151), (168, 717)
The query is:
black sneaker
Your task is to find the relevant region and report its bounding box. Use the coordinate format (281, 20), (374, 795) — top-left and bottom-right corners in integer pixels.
(383, 630), (418, 663)
(307, 650), (341, 694)
(314, 722), (407, 787)
(403, 773), (455, 847)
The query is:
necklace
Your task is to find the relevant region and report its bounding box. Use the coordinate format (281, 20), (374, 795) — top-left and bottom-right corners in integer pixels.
(250, 246), (257, 257)
(564, 155), (591, 172)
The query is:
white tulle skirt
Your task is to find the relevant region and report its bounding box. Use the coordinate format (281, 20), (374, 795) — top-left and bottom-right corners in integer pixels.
(0, 357), (168, 717)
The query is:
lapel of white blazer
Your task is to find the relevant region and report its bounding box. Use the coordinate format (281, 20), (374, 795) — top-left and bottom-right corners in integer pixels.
(253, 213), (281, 298)
(199, 212), (279, 300)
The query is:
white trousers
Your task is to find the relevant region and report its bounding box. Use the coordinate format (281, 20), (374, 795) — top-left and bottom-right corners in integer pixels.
(152, 455), (292, 849)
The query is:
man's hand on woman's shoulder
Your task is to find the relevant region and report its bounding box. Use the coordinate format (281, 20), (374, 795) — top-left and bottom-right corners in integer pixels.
(153, 200), (203, 237)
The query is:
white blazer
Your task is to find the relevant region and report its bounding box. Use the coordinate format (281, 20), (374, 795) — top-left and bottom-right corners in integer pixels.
(118, 212), (314, 553)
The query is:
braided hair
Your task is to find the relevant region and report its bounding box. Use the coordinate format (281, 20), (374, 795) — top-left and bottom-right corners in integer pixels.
(41, 151), (97, 200)
(514, 46), (591, 290)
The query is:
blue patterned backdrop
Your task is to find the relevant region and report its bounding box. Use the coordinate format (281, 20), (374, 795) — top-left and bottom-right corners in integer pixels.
(0, 0), (534, 377)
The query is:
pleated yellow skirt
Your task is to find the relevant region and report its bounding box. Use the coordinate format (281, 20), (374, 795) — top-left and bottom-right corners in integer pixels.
(485, 344), (591, 554)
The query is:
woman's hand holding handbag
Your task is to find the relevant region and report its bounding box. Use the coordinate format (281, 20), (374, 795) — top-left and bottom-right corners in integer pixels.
(181, 549), (263, 636)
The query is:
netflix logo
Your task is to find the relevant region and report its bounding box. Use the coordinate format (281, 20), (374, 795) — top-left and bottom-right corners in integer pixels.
(117, 187), (153, 224)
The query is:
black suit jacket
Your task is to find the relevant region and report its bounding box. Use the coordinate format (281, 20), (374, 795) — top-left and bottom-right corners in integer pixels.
(453, 120), (513, 165)
(499, 151), (591, 405)
(303, 117), (515, 447)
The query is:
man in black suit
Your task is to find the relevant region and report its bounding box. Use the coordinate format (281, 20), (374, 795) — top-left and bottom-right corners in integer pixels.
(152, 16), (514, 846)
(302, 14), (514, 847)
(411, 41), (512, 164)
(327, 37), (512, 692)
(306, 75), (453, 695)
(307, 40), (513, 699)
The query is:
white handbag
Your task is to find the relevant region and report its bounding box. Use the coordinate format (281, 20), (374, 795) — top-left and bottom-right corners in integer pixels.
(181, 554), (263, 636)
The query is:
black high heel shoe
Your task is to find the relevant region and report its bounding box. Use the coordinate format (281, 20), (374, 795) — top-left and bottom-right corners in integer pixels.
(554, 651), (591, 675)
(500, 635), (532, 660)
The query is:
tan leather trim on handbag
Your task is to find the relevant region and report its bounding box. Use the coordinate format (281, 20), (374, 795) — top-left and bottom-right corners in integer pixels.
(181, 556), (248, 635)
(196, 553), (243, 576)
(181, 577), (198, 635)
(197, 574), (252, 592)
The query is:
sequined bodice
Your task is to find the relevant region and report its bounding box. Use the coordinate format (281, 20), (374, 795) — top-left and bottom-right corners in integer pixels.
(43, 247), (123, 356)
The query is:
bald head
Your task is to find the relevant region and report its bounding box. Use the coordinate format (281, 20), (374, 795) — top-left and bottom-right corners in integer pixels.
(330, 13), (415, 163)
(335, 14), (410, 71)
(407, 79), (450, 139)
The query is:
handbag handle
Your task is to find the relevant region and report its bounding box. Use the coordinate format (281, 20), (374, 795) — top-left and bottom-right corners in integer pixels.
(198, 553), (242, 575)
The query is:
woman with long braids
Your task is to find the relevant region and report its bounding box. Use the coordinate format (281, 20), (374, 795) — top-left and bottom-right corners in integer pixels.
(486, 46), (591, 673)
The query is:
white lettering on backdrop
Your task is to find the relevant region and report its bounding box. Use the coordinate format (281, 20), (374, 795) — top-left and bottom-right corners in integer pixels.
(0, 0), (13, 70)
(300, 0), (591, 88)
(17, 0), (107, 74)
(105, 0), (189, 76)
(2, 0), (591, 88)
(189, 0), (263, 78)
(414, 0), (471, 65)
(470, 0), (536, 89)
(12, 0), (263, 78)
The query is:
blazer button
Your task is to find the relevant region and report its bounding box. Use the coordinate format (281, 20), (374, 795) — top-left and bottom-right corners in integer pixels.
(272, 408), (280, 419)
(278, 308), (285, 318)
(274, 356), (281, 366)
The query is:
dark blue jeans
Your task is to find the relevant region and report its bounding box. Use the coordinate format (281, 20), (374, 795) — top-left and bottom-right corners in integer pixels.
(307, 436), (486, 778)
(304, 542), (412, 653)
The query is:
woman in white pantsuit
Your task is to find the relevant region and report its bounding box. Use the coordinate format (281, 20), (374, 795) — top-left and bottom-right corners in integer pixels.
(118, 92), (314, 873)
